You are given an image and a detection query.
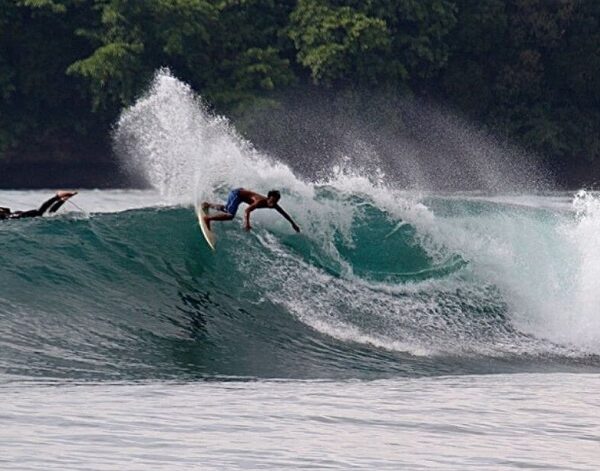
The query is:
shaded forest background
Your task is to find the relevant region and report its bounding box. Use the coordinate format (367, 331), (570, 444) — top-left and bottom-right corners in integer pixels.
(1, 0), (599, 188)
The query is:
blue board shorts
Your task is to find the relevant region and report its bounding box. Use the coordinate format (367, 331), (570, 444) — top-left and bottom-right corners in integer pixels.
(223, 188), (243, 216)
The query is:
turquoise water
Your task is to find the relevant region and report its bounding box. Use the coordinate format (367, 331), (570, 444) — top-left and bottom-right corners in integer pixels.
(1, 191), (598, 383)
(2, 70), (600, 469)
(1, 190), (599, 469)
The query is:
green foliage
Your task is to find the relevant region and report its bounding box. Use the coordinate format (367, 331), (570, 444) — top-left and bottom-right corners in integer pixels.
(0, 0), (599, 179)
(439, 0), (599, 166)
(66, 0), (217, 111)
(289, 0), (392, 85)
(368, 0), (457, 82)
(67, 42), (144, 110)
(17, 0), (67, 14)
(0, 0), (97, 153)
(201, 0), (296, 110)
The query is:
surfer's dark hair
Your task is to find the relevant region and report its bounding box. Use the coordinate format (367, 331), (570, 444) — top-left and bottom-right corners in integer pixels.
(267, 190), (281, 200)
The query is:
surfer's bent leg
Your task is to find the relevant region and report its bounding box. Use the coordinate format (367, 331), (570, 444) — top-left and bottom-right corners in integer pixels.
(202, 202), (226, 212)
(202, 189), (242, 230)
(204, 212), (234, 230)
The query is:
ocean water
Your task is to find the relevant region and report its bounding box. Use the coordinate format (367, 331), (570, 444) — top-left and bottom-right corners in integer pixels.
(3, 375), (599, 470)
(2, 71), (600, 469)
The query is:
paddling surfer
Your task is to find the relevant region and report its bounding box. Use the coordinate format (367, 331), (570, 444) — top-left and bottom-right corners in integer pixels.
(202, 188), (300, 232)
(0, 191), (78, 220)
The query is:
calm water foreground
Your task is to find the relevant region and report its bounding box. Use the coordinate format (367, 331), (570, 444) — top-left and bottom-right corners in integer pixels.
(2, 374), (599, 470)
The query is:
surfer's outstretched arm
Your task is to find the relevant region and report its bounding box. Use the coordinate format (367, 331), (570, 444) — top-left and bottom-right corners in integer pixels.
(243, 202), (260, 231)
(36, 195), (62, 215)
(275, 205), (300, 232)
(39, 191), (78, 215)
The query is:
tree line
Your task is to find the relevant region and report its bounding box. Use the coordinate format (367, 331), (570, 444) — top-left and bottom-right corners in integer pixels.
(1, 0), (599, 184)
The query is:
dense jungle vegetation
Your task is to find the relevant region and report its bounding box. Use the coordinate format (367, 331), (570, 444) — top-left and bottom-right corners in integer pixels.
(1, 0), (599, 186)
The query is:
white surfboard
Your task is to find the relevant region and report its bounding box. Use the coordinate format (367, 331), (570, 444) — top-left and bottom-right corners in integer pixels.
(197, 205), (216, 251)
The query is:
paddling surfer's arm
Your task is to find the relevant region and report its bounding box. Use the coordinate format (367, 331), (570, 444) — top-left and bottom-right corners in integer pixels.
(275, 205), (300, 232)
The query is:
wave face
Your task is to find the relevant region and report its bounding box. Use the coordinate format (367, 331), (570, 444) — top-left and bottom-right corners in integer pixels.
(2, 71), (599, 381)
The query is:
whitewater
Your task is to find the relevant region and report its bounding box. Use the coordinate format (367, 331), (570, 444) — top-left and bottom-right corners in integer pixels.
(1, 70), (599, 470)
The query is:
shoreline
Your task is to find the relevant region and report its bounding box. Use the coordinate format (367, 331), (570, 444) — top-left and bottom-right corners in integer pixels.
(1, 161), (597, 191)
(0, 161), (144, 189)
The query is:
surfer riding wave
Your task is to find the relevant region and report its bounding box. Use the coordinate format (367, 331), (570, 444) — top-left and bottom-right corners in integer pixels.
(202, 188), (300, 232)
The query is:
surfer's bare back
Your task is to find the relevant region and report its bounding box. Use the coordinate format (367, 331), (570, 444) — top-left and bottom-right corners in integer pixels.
(202, 188), (300, 233)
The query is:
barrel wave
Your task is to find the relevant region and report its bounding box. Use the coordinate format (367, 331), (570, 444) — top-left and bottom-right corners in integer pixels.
(1, 70), (599, 382)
